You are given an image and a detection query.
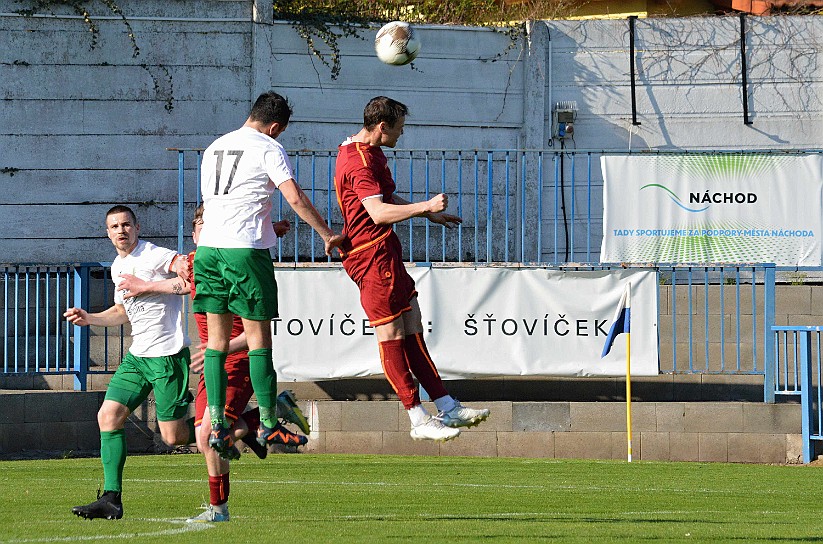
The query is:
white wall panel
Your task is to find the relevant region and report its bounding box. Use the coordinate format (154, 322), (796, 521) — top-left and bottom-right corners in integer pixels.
(0, 1), (819, 263)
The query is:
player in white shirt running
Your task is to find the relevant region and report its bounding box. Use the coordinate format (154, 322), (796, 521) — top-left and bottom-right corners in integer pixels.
(194, 91), (342, 457)
(65, 205), (194, 520)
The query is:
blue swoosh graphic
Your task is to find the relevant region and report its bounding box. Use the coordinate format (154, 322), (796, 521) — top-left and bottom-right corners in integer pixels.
(640, 184), (709, 213)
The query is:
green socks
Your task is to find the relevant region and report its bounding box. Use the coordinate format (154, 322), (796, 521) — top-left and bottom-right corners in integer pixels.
(249, 348), (277, 427)
(100, 429), (127, 493)
(204, 348), (228, 427)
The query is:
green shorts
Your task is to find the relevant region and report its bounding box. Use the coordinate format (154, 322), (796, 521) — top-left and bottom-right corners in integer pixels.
(105, 348), (192, 421)
(192, 246), (279, 320)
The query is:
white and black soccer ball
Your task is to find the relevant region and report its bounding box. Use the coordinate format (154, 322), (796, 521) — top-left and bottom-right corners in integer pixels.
(374, 21), (420, 66)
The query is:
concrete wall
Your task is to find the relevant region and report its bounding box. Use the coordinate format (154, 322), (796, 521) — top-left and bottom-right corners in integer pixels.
(0, 392), (803, 464)
(1, 1), (820, 262)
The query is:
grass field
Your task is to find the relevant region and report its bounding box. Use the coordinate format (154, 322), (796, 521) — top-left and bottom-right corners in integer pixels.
(1, 453), (822, 543)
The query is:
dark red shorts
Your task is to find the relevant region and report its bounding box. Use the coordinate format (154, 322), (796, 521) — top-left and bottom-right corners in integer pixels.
(343, 234), (416, 327)
(193, 355), (254, 427)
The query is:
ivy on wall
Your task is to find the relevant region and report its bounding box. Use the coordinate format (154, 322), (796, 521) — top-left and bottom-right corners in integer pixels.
(16, 0), (174, 111)
(16, 0), (139, 55)
(272, 0), (546, 79)
(13, 0), (584, 99)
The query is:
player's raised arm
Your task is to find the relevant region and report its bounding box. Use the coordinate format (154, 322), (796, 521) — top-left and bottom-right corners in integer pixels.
(64, 304), (128, 327)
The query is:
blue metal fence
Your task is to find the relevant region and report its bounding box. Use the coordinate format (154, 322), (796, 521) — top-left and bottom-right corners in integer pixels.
(770, 326), (823, 463)
(1, 261), (777, 391)
(0, 149), (812, 416)
(1, 265), (73, 375)
(170, 148), (606, 263)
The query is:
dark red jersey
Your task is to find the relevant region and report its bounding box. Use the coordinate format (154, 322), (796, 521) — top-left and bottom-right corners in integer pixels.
(334, 141), (396, 257)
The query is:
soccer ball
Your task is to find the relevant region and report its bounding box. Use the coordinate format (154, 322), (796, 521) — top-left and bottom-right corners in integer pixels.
(374, 21), (420, 66)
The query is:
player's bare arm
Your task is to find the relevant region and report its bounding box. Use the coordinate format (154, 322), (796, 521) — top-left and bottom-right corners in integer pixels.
(361, 192), (454, 227)
(64, 304), (128, 327)
(117, 274), (191, 299)
(278, 178), (344, 255)
(170, 254), (192, 280)
(392, 193), (462, 228)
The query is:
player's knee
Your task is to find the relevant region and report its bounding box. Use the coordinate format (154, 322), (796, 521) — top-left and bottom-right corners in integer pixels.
(160, 426), (190, 447)
(195, 422), (210, 451)
(97, 405), (125, 431)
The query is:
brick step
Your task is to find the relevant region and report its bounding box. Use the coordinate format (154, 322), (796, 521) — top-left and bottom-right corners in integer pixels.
(0, 392), (802, 464)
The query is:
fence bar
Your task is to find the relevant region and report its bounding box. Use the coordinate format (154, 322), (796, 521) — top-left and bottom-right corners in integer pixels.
(441, 151), (447, 262)
(570, 153), (576, 262)
(327, 153), (334, 263)
(409, 154), (414, 262)
(798, 330), (813, 463)
(586, 153), (592, 262)
(504, 151), (510, 262)
(704, 272), (710, 371)
(474, 152), (479, 262)
(536, 152), (544, 264)
(671, 268), (678, 372)
(486, 151), (493, 262)
(456, 152), (463, 261)
(424, 151), (431, 262)
(72, 266), (89, 390)
(553, 154), (560, 263)
(177, 151), (185, 254)
(310, 154), (317, 262)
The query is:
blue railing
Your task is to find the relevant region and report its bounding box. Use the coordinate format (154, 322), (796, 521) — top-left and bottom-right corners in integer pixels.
(771, 326), (823, 463)
(2, 265), (73, 375)
(171, 148), (605, 263)
(2, 261), (777, 391)
(0, 264), (125, 389)
(0, 150), (811, 407)
(659, 264), (775, 377)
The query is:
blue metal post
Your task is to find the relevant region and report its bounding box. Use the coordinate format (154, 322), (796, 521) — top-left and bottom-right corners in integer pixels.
(177, 151), (185, 254)
(72, 265), (90, 391)
(798, 330), (813, 463)
(763, 265), (776, 403)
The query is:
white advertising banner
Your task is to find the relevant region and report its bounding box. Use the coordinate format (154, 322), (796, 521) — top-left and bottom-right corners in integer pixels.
(271, 267), (658, 381)
(600, 154), (823, 266)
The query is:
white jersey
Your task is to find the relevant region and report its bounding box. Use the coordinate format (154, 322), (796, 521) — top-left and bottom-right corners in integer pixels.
(111, 240), (190, 357)
(198, 126), (294, 249)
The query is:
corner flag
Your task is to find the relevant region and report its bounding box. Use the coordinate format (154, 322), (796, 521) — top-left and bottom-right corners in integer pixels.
(601, 284), (631, 357)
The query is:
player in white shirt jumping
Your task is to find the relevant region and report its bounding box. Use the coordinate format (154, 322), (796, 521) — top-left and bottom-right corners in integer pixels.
(195, 91), (342, 457)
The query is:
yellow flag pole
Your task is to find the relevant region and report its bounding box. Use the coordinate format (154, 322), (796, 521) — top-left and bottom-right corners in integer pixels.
(626, 283), (633, 463)
(626, 330), (632, 462)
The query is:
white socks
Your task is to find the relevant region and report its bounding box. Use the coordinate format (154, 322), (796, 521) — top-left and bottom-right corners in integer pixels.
(408, 396), (458, 426)
(407, 404), (429, 427)
(433, 395), (457, 413)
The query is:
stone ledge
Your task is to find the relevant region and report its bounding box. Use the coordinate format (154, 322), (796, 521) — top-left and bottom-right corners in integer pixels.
(0, 395), (805, 464)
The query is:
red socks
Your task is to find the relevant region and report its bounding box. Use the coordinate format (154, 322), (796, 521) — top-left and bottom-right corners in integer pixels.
(404, 332), (449, 400)
(379, 339), (420, 409)
(208, 473), (229, 506)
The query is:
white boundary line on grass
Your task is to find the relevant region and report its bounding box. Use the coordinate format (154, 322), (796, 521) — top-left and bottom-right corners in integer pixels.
(2, 519), (212, 543)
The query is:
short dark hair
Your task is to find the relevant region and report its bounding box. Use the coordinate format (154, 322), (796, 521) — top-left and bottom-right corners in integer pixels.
(249, 91), (293, 126)
(106, 205), (138, 225)
(192, 204), (204, 229)
(363, 96), (409, 131)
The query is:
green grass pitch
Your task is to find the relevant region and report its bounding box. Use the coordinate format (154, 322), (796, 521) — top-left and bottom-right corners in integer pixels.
(1, 453), (821, 543)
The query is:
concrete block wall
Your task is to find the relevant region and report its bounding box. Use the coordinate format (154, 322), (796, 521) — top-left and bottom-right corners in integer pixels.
(0, 391), (803, 464)
(300, 400), (801, 464)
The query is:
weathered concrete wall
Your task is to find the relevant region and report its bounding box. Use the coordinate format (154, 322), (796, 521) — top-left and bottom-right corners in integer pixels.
(1, 1), (820, 262)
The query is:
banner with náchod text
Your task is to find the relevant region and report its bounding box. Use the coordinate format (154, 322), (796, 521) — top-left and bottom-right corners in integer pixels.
(271, 266), (658, 381)
(600, 154), (823, 265)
